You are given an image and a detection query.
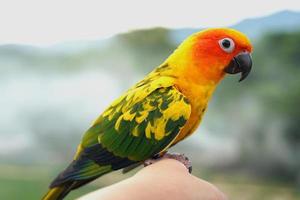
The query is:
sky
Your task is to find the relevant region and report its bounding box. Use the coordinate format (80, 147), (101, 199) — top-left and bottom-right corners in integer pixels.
(0, 0), (300, 46)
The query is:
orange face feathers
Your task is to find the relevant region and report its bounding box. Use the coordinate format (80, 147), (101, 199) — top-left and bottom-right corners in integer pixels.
(192, 28), (252, 65)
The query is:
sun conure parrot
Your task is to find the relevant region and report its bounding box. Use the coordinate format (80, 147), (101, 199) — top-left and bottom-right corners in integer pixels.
(42, 28), (253, 200)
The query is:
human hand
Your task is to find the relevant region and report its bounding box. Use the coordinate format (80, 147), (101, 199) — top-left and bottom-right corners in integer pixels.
(78, 158), (227, 200)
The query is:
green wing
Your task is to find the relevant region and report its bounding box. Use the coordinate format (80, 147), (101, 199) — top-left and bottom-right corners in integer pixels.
(93, 86), (191, 161)
(80, 84), (191, 162)
(49, 85), (191, 188)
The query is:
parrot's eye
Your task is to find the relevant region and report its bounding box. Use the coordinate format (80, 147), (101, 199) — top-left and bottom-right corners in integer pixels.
(219, 38), (235, 53)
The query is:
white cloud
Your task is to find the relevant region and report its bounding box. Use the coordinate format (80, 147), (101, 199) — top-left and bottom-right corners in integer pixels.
(0, 0), (299, 45)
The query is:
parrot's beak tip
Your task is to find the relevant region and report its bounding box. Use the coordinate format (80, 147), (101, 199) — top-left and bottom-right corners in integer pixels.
(224, 52), (252, 82)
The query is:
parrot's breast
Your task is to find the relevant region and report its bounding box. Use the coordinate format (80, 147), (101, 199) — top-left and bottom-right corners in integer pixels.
(172, 81), (216, 144)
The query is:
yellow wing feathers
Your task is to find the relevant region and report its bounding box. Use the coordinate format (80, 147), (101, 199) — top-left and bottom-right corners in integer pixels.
(98, 65), (190, 141)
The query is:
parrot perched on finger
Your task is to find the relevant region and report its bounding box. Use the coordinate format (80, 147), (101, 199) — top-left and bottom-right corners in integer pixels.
(42, 28), (253, 200)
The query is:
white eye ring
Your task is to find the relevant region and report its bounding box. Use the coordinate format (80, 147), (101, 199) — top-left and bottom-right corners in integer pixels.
(219, 38), (235, 53)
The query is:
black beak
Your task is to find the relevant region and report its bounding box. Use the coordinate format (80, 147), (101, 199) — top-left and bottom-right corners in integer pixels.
(224, 52), (252, 82)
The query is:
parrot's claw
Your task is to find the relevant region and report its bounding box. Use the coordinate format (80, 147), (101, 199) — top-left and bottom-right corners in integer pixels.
(144, 152), (192, 173)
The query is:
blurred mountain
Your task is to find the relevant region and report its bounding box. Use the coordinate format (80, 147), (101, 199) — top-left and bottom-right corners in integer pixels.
(171, 10), (300, 43)
(234, 10), (300, 37)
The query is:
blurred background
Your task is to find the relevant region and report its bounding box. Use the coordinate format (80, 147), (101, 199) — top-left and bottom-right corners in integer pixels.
(1, 1), (300, 199)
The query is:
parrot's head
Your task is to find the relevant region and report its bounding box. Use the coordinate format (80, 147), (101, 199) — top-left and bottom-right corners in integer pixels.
(171, 28), (253, 83)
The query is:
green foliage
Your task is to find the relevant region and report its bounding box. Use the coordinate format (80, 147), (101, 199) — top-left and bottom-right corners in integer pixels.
(252, 31), (300, 144)
(232, 31), (300, 183)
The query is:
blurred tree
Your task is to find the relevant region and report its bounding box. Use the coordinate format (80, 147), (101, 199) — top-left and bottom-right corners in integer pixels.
(237, 31), (300, 184)
(253, 31), (300, 145)
(115, 28), (176, 72)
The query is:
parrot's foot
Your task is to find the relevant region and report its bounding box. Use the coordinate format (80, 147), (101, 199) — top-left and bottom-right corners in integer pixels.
(144, 153), (192, 173)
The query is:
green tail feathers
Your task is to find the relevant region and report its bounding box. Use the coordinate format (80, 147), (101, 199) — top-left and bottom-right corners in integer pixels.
(41, 160), (114, 199)
(41, 177), (103, 200)
(42, 186), (71, 200)
(41, 142), (136, 199)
